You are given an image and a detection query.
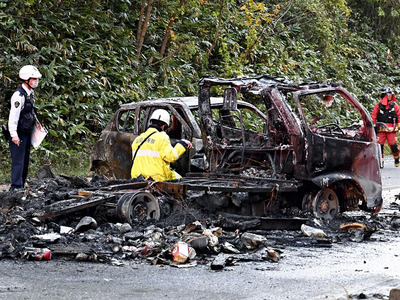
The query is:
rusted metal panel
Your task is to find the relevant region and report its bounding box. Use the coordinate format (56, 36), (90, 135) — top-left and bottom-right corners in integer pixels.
(99, 181), (150, 192)
(177, 177), (298, 193)
(153, 181), (187, 198)
(38, 193), (116, 220)
(196, 76), (382, 217)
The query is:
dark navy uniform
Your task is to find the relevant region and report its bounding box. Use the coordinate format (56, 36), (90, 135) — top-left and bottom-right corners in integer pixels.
(8, 85), (36, 189)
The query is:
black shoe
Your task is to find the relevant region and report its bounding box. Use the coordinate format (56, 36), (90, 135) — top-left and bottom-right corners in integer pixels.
(395, 158), (399, 167)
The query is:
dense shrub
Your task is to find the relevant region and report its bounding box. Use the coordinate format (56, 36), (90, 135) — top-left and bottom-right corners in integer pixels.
(0, 0), (399, 180)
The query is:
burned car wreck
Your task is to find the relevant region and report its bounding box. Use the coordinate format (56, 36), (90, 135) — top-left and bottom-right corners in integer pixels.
(91, 75), (382, 221)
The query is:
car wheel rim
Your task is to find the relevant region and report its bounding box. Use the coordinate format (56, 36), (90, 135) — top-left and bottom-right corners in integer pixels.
(116, 191), (160, 223)
(312, 188), (339, 220)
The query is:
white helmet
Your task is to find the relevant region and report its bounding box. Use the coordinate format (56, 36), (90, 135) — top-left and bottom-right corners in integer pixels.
(382, 87), (393, 94)
(150, 109), (170, 126)
(19, 65), (42, 80)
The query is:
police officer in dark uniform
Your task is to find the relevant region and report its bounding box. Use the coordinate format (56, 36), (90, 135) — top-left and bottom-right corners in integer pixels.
(8, 65), (42, 190)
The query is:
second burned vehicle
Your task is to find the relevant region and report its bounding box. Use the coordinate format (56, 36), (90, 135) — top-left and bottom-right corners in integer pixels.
(91, 75), (382, 221)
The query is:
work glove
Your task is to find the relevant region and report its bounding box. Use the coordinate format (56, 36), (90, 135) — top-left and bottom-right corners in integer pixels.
(179, 139), (193, 150)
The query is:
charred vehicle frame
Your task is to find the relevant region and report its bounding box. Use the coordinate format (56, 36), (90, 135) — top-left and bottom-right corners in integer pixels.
(90, 75), (382, 222)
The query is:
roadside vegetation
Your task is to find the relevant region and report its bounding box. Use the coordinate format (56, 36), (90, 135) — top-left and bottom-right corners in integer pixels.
(1, 0), (399, 182)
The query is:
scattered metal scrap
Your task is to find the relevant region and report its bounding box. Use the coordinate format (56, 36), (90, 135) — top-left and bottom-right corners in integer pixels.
(30, 176), (306, 232)
(0, 170), (394, 269)
(37, 192), (115, 220)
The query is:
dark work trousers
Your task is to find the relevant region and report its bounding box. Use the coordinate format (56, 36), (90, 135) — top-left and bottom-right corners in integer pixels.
(9, 132), (32, 190)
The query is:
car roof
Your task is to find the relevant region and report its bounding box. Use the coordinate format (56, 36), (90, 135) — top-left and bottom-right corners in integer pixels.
(119, 96), (251, 110)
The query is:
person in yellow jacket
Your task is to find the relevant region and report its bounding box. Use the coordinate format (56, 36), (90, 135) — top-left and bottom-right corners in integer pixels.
(131, 109), (192, 181)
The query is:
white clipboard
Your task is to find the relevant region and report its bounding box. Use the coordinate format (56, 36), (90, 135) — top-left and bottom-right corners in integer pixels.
(31, 122), (48, 149)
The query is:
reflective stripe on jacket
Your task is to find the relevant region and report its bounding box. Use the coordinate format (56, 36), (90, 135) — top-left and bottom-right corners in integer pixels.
(131, 127), (186, 181)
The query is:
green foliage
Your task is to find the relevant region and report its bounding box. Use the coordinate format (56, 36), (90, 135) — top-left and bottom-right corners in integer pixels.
(0, 0), (399, 181)
(348, 0), (400, 45)
(0, 142), (91, 183)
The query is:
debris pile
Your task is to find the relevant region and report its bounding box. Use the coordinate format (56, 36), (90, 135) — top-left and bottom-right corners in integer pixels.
(0, 174), (285, 268)
(0, 172), (397, 270)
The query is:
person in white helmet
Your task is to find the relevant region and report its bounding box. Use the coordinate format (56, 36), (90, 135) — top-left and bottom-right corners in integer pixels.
(131, 109), (192, 181)
(8, 65), (42, 190)
(372, 87), (400, 167)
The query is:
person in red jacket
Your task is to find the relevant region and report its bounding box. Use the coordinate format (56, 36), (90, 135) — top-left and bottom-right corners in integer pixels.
(372, 87), (400, 167)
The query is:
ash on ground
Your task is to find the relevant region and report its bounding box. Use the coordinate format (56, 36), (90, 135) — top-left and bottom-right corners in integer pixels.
(0, 170), (399, 270)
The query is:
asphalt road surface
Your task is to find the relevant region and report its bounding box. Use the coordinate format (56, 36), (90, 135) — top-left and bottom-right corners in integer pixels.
(1, 159), (400, 300)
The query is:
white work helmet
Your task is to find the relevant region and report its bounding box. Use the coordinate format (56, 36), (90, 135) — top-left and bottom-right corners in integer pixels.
(19, 65), (42, 80)
(150, 109), (170, 126)
(382, 87), (393, 94)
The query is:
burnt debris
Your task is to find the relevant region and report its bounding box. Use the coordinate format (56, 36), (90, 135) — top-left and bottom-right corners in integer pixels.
(0, 170), (394, 269)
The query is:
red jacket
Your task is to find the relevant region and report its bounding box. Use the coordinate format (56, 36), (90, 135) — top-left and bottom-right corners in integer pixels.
(372, 94), (400, 132)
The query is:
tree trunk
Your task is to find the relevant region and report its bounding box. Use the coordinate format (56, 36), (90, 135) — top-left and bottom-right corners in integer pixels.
(136, 0), (153, 61)
(159, 0), (185, 57)
(160, 16), (175, 57)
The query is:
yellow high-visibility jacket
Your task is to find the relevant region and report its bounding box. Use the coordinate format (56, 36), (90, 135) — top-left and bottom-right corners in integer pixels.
(131, 127), (187, 181)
